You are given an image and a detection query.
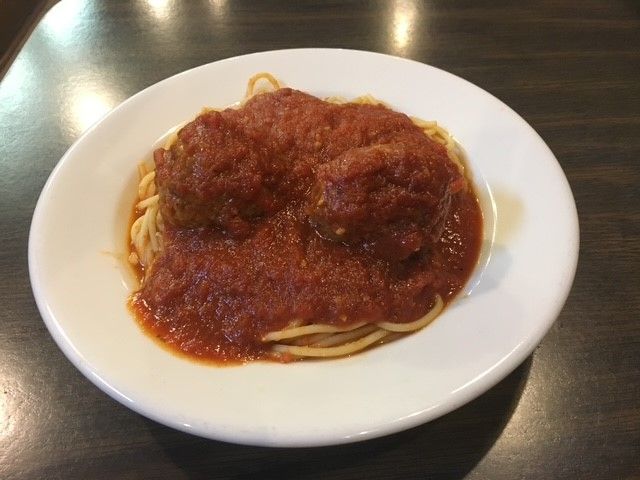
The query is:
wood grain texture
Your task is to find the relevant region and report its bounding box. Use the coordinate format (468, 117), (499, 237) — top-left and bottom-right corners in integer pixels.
(0, 1), (638, 478)
(0, 0), (53, 78)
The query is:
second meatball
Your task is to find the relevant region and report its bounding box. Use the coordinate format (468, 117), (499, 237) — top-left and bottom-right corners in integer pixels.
(307, 140), (465, 261)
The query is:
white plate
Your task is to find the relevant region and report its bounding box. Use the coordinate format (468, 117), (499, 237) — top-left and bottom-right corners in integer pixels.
(29, 49), (578, 447)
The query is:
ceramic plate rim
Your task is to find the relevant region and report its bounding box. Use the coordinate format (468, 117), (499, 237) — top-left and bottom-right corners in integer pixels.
(29, 48), (579, 447)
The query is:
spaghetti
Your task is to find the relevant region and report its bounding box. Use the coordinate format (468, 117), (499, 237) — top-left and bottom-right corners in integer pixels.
(128, 73), (480, 362)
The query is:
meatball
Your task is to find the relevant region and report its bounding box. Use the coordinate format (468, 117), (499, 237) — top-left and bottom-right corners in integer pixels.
(154, 110), (277, 236)
(307, 141), (465, 261)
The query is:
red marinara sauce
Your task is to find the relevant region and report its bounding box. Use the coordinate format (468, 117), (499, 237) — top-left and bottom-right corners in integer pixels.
(129, 88), (483, 364)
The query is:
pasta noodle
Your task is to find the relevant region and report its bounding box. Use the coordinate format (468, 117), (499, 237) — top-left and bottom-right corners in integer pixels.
(129, 73), (462, 360)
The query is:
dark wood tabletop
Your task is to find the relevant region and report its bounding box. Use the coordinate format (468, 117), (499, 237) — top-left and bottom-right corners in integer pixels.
(1, 1), (639, 478)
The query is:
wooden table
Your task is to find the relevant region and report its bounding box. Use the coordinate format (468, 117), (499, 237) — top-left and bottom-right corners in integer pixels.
(1, 1), (638, 478)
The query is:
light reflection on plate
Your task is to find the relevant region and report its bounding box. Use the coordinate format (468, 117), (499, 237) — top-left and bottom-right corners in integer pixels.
(29, 49), (578, 447)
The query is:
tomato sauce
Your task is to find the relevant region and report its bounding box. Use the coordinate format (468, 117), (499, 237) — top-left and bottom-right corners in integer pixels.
(130, 88), (482, 364)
